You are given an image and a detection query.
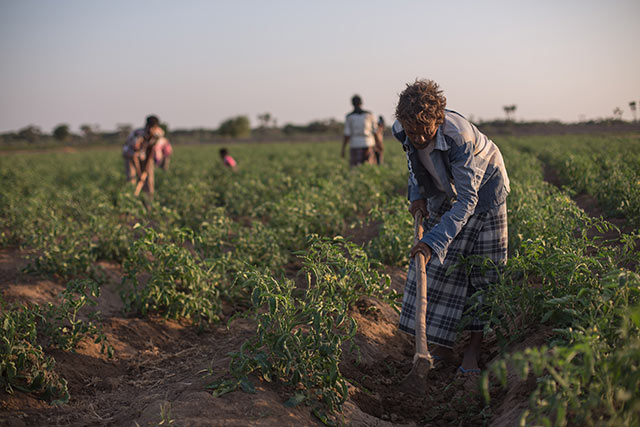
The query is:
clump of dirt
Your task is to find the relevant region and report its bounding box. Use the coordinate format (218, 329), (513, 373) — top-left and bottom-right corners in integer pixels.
(0, 250), (65, 309)
(343, 219), (382, 247)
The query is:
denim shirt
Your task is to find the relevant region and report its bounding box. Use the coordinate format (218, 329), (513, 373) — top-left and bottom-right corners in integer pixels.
(392, 110), (510, 263)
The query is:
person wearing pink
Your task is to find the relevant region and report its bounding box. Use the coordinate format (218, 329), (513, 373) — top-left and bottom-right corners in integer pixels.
(220, 148), (237, 171)
(154, 137), (173, 170)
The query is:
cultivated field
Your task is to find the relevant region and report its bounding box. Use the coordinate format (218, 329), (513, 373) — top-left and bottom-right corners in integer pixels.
(1, 135), (639, 426)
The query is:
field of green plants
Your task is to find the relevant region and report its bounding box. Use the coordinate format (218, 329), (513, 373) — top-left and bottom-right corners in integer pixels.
(1, 134), (639, 426)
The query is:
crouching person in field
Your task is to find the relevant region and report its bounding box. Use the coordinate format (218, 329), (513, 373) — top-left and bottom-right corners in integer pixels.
(122, 115), (165, 198)
(219, 148), (237, 171)
(154, 136), (173, 171)
(394, 80), (510, 375)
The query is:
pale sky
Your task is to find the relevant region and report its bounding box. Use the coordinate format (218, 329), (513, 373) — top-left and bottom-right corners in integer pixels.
(1, 0), (639, 133)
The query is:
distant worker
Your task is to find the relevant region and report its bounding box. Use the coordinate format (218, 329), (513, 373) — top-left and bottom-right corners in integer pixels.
(154, 137), (173, 170)
(374, 115), (385, 165)
(341, 94), (379, 167)
(122, 115), (164, 198)
(220, 148), (237, 171)
(393, 79), (510, 375)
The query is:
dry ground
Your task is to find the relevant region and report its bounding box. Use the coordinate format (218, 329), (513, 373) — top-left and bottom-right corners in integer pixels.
(0, 252), (548, 427)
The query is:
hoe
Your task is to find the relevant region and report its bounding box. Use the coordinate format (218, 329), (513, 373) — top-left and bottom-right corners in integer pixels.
(404, 210), (434, 390)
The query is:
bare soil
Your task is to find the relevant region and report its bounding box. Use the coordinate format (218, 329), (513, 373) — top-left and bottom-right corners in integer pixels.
(0, 243), (552, 427)
(1, 250), (322, 426)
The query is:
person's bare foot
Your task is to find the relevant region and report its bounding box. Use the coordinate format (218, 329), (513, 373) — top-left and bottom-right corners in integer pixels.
(430, 345), (454, 362)
(460, 350), (480, 372)
(460, 332), (483, 372)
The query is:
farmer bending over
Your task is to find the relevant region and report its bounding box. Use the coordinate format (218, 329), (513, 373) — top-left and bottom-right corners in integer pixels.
(394, 80), (510, 374)
(122, 115), (164, 198)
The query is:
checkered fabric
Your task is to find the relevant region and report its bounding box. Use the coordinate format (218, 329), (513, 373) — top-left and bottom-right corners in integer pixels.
(398, 201), (508, 348)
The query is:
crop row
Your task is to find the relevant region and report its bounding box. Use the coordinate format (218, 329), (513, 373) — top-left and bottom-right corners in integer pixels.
(504, 134), (640, 226)
(0, 143), (409, 404)
(1, 136), (639, 424)
(481, 142), (640, 425)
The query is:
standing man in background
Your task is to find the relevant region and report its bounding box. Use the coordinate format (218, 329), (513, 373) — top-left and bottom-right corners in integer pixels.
(374, 115), (386, 165)
(341, 95), (379, 167)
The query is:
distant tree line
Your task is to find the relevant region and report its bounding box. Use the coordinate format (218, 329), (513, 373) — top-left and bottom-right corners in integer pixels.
(3, 105), (640, 148)
(0, 113), (352, 148)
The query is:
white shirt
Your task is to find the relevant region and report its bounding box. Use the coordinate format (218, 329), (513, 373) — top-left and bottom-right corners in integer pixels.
(344, 110), (377, 148)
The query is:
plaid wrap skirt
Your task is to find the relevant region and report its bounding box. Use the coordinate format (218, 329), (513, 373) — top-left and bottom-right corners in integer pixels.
(398, 200), (508, 348)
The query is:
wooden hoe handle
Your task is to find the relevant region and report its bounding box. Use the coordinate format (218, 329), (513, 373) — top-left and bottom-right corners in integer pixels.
(413, 211), (433, 367)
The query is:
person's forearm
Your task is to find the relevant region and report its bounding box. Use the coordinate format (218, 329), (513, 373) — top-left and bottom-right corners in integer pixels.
(134, 136), (144, 151)
(133, 156), (142, 176)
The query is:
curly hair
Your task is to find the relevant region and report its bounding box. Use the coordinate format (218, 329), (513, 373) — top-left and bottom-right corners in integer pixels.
(395, 79), (446, 139)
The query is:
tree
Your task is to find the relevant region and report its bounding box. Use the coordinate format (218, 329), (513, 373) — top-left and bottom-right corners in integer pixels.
(630, 101), (637, 122)
(80, 124), (99, 140)
(17, 125), (43, 143)
(117, 124), (133, 138)
(218, 116), (251, 138)
(53, 124), (71, 142)
(257, 112), (272, 129)
(613, 107), (623, 121)
(503, 105), (517, 121)
(283, 118), (343, 135)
